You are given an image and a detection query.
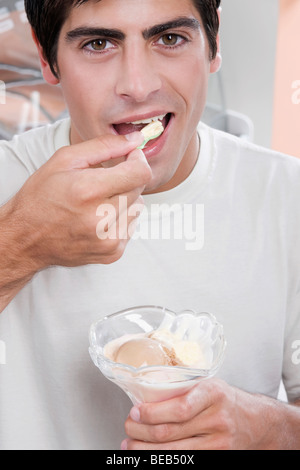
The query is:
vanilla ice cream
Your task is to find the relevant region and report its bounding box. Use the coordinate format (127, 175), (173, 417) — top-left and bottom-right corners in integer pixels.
(90, 308), (225, 404)
(141, 120), (164, 140)
(104, 328), (207, 369)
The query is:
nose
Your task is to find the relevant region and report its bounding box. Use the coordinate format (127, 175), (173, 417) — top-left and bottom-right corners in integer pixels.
(115, 45), (162, 102)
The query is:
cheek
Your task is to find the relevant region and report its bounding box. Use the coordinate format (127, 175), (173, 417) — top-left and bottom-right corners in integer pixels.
(168, 54), (210, 116)
(60, 71), (93, 113)
(58, 53), (98, 111)
(59, 62), (111, 140)
(188, 55), (210, 104)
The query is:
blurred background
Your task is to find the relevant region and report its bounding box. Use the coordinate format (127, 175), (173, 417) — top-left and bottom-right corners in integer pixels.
(206, 0), (300, 158)
(0, 0), (67, 139)
(0, 0), (298, 400)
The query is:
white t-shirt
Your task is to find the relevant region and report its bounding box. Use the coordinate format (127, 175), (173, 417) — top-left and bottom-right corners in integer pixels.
(0, 119), (300, 450)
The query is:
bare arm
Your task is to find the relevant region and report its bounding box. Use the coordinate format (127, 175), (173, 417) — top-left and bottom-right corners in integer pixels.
(0, 198), (41, 312)
(0, 131), (149, 313)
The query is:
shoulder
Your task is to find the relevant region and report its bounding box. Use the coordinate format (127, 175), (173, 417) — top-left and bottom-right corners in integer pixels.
(199, 121), (300, 183)
(0, 119), (70, 204)
(0, 118), (71, 172)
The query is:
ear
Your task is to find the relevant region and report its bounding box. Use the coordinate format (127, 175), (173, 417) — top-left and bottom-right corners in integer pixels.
(31, 28), (60, 85)
(210, 8), (222, 74)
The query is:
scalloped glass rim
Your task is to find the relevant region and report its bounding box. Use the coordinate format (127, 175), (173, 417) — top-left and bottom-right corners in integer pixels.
(89, 305), (226, 382)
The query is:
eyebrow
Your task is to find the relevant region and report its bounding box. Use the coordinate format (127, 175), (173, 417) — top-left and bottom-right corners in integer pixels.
(65, 17), (201, 43)
(142, 17), (201, 40)
(65, 27), (125, 42)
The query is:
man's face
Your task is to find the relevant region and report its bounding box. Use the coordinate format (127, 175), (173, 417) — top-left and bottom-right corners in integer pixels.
(53, 0), (220, 193)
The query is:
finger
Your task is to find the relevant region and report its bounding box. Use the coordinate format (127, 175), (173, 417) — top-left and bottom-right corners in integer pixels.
(95, 195), (144, 242)
(96, 190), (144, 228)
(93, 148), (152, 197)
(135, 380), (216, 425)
(72, 148), (151, 201)
(102, 196), (145, 241)
(53, 132), (145, 169)
(124, 433), (231, 451)
(108, 188), (145, 210)
(117, 197), (145, 241)
(125, 414), (204, 444)
(123, 436), (202, 451)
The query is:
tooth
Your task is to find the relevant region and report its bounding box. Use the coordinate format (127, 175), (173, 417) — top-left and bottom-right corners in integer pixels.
(131, 118), (152, 125)
(128, 114), (166, 125)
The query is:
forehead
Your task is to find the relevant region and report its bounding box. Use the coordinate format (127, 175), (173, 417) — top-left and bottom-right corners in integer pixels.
(66, 0), (202, 29)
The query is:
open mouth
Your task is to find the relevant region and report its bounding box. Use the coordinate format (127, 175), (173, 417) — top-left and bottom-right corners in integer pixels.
(113, 113), (172, 148)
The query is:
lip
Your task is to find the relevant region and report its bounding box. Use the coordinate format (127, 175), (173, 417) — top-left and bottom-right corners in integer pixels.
(112, 110), (170, 126)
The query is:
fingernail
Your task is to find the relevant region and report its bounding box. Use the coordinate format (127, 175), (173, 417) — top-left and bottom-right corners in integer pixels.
(120, 439), (128, 450)
(125, 131), (143, 142)
(130, 406), (140, 422)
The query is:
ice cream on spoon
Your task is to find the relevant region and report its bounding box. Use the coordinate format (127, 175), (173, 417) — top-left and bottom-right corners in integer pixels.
(137, 120), (164, 150)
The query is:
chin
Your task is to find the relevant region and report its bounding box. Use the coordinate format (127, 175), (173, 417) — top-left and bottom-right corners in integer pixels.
(142, 175), (172, 194)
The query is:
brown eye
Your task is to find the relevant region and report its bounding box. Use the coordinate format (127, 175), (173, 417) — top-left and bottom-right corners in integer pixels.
(161, 34), (179, 46)
(90, 39), (107, 50)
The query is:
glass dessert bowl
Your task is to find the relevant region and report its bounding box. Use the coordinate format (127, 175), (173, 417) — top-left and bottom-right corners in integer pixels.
(89, 306), (226, 404)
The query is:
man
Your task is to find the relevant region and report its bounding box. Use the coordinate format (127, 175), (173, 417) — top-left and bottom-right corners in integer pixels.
(0, 0), (299, 450)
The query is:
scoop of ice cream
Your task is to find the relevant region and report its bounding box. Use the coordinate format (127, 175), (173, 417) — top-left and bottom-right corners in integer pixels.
(149, 329), (204, 367)
(172, 340), (203, 366)
(114, 337), (171, 367)
(105, 328), (207, 369)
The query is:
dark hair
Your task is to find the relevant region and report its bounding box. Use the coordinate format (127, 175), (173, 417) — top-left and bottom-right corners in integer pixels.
(24, 0), (221, 78)
(194, 0), (221, 59)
